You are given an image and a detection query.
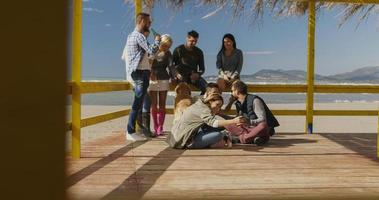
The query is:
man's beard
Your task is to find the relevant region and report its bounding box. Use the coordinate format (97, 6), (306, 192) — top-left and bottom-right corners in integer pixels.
(143, 25), (150, 32)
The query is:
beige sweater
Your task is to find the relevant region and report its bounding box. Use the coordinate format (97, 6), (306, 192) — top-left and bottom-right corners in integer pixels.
(167, 99), (223, 149)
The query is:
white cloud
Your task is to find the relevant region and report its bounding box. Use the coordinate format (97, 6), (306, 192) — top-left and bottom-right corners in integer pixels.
(244, 51), (276, 55)
(201, 3), (226, 20)
(105, 24), (112, 27)
(184, 19), (192, 23)
(83, 7), (104, 13)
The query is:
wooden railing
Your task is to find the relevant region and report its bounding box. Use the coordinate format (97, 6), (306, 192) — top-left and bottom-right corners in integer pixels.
(66, 82), (379, 132)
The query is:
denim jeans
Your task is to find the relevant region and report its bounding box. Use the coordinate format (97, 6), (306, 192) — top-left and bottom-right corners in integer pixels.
(127, 70), (150, 134)
(188, 128), (223, 149)
(190, 77), (207, 95)
(142, 92), (151, 113)
(178, 75), (208, 95)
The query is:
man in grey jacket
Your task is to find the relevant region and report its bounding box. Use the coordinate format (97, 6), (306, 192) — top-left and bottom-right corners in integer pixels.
(229, 81), (279, 145)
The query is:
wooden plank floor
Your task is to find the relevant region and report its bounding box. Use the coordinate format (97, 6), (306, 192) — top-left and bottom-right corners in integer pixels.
(67, 130), (379, 200)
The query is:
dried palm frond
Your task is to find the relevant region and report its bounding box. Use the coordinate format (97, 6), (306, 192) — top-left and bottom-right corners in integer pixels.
(124, 0), (378, 27)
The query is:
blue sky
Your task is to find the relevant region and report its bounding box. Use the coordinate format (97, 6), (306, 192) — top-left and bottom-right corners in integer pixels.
(79, 0), (379, 79)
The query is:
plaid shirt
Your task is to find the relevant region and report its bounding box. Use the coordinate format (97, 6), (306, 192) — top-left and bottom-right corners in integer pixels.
(124, 29), (159, 72)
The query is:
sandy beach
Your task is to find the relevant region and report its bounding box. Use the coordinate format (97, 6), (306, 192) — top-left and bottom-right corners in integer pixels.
(65, 102), (378, 149)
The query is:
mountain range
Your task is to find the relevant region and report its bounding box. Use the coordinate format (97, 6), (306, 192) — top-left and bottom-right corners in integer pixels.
(206, 66), (379, 83)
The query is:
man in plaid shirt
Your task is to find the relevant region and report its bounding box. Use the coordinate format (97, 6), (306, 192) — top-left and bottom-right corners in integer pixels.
(123, 12), (161, 141)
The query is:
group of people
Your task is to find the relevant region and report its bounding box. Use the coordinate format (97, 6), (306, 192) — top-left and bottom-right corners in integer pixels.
(122, 12), (279, 148)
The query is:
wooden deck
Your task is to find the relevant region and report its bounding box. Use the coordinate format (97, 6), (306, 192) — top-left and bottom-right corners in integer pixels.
(67, 128), (379, 199)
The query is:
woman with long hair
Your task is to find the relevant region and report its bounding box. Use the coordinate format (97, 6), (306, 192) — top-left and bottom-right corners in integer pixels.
(216, 33), (243, 92)
(167, 93), (245, 149)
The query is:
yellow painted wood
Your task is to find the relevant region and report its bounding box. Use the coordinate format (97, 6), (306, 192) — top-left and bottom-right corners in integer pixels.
(67, 82), (379, 94)
(170, 83), (308, 93)
(135, 0), (142, 16)
(314, 110), (378, 116)
(81, 109), (130, 128)
(315, 85), (379, 93)
(134, 0), (143, 132)
(80, 82), (132, 93)
(306, 0), (316, 134)
(247, 84), (307, 93)
(72, 0), (82, 159)
(66, 109), (130, 131)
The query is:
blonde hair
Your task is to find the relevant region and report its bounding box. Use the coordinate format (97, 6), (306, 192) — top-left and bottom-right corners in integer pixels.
(161, 34), (173, 46)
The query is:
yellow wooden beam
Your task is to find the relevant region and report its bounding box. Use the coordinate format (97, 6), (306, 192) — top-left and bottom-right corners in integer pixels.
(67, 82), (379, 94)
(81, 109), (130, 127)
(66, 109), (130, 131)
(314, 110), (378, 116)
(248, 84), (307, 93)
(306, 0), (316, 134)
(71, 0), (82, 159)
(315, 85), (379, 93)
(81, 82), (132, 93)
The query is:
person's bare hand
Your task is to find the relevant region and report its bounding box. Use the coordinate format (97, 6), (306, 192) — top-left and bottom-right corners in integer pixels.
(155, 34), (161, 42)
(223, 74), (230, 81)
(176, 73), (183, 80)
(230, 76), (237, 83)
(233, 116), (246, 125)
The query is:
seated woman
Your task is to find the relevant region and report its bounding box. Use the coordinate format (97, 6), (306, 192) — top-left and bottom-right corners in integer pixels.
(216, 33), (243, 92)
(166, 93), (245, 149)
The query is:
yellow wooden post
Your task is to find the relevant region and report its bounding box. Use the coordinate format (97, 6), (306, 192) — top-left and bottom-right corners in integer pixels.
(134, 0), (142, 132)
(135, 0), (142, 15)
(306, 0), (316, 134)
(72, 0), (82, 159)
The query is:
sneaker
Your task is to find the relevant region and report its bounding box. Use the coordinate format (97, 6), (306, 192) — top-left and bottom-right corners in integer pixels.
(126, 133), (147, 141)
(253, 136), (269, 146)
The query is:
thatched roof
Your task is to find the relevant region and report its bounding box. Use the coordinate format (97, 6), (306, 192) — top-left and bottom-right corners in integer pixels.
(126, 0), (378, 27)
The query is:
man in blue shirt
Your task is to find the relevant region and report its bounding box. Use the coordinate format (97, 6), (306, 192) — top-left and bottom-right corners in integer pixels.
(123, 12), (161, 141)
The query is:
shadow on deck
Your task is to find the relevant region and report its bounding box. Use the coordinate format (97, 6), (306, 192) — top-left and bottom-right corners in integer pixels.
(67, 131), (379, 200)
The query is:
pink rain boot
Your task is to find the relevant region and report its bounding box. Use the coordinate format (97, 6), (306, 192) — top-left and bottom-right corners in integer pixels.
(151, 110), (159, 135)
(157, 111), (166, 136)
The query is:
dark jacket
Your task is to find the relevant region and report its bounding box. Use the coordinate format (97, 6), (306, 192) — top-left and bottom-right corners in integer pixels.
(235, 94), (279, 128)
(172, 44), (205, 76)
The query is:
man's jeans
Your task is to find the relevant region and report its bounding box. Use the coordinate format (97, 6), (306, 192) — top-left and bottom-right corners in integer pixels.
(177, 73), (208, 95)
(127, 70), (150, 134)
